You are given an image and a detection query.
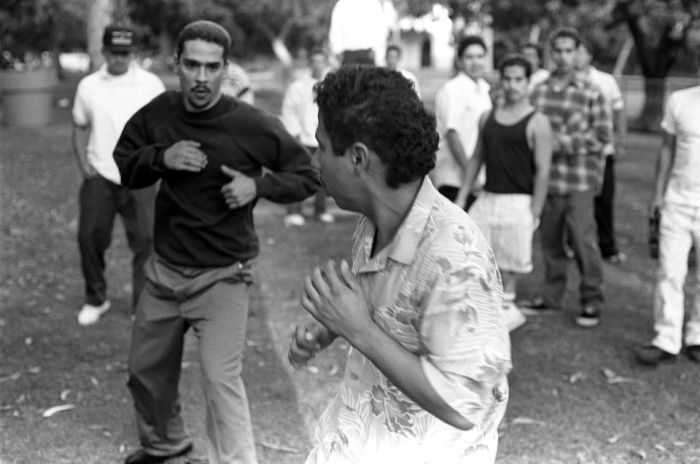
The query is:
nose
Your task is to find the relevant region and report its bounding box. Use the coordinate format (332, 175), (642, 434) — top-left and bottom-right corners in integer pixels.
(196, 65), (207, 83)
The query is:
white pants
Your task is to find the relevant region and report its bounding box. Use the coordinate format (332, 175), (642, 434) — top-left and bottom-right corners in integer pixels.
(652, 202), (700, 354)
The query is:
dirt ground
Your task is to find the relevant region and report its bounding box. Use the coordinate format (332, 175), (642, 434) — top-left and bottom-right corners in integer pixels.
(1, 71), (700, 463)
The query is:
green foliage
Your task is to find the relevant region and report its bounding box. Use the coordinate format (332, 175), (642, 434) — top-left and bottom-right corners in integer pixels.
(0, 0), (87, 60)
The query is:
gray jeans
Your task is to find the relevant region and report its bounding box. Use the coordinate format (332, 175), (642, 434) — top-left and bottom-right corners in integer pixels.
(539, 190), (604, 309)
(127, 255), (258, 464)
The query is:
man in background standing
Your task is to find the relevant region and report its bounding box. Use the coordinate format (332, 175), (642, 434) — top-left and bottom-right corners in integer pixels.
(431, 35), (492, 210)
(385, 44), (421, 98)
(576, 40), (628, 264)
(525, 27), (611, 328)
(72, 24), (165, 326)
(634, 83), (700, 366)
(462, 54), (552, 332)
(520, 42), (550, 94)
(282, 47), (334, 226)
(328, 0), (388, 65)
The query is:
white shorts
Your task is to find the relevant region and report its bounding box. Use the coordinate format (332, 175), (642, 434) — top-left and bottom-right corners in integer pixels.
(469, 192), (535, 274)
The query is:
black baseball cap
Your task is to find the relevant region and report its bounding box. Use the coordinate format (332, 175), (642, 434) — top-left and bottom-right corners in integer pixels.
(102, 25), (136, 52)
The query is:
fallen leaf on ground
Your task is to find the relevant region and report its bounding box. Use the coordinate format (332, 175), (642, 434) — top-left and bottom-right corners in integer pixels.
(0, 372), (21, 384)
(568, 371), (586, 384)
(260, 441), (300, 454)
(607, 434), (622, 444)
(601, 368), (644, 385)
(673, 441), (686, 447)
(90, 376), (99, 387)
(59, 389), (71, 401)
(328, 364), (339, 376)
(630, 449), (647, 460)
(42, 404), (75, 418)
(511, 417), (545, 426)
(27, 366), (41, 374)
(307, 366), (319, 374)
(654, 444), (667, 452)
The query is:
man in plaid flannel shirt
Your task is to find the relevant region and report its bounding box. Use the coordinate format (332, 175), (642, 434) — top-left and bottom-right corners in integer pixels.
(526, 27), (612, 328)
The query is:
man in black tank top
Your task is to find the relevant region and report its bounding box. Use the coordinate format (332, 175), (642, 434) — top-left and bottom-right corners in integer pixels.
(461, 54), (553, 332)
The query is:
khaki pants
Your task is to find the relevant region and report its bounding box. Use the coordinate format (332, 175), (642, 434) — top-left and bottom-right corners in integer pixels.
(127, 255), (258, 464)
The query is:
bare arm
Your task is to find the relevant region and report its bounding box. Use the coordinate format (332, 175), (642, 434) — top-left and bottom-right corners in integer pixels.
(456, 113), (489, 207)
(528, 113), (553, 221)
(650, 132), (675, 215)
(72, 123), (96, 178)
(613, 107), (627, 156)
(445, 129), (469, 172)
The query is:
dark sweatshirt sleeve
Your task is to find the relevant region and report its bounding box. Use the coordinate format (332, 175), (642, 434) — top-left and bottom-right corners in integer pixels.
(113, 104), (167, 189)
(251, 113), (321, 204)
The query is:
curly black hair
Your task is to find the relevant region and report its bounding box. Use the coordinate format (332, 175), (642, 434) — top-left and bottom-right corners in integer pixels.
(314, 66), (438, 189)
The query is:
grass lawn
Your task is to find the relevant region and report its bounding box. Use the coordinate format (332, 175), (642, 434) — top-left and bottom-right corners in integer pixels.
(1, 70), (699, 463)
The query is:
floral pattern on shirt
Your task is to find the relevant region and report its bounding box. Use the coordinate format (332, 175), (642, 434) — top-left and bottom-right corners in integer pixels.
(305, 179), (511, 464)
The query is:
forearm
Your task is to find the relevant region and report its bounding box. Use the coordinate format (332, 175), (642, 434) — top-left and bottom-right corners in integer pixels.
(445, 130), (469, 172)
(351, 323), (474, 431)
(72, 125), (91, 171)
(531, 172), (549, 218)
(653, 145), (673, 201)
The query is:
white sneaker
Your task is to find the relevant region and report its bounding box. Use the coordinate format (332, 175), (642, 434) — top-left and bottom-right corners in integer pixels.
(284, 213), (306, 227)
(318, 212), (335, 224)
(77, 301), (111, 326)
(503, 302), (527, 332)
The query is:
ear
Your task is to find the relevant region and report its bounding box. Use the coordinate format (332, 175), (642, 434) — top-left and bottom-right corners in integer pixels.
(346, 143), (370, 173)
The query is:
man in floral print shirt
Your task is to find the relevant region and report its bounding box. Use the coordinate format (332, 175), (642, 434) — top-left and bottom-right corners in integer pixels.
(289, 66), (512, 464)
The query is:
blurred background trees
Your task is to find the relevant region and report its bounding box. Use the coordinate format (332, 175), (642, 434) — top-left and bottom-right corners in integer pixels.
(1, 0), (699, 130)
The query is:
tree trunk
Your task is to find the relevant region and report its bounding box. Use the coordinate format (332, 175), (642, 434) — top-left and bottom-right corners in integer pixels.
(638, 77), (665, 132)
(87, 0), (114, 72)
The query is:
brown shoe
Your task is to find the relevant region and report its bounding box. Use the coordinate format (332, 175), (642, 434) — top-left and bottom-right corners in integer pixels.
(634, 346), (676, 366)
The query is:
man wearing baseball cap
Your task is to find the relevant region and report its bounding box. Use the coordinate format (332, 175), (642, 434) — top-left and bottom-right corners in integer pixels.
(72, 24), (165, 326)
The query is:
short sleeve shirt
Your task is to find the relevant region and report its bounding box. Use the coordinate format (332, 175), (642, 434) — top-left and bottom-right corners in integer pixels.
(73, 63), (165, 184)
(660, 85), (700, 207)
(587, 67), (624, 156)
(305, 178), (512, 464)
(431, 74), (492, 189)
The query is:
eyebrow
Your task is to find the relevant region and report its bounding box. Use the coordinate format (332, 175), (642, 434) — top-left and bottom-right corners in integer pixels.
(182, 58), (223, 67)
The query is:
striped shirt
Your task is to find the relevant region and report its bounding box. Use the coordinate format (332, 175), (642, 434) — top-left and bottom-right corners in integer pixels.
(531, 75), (612, 194)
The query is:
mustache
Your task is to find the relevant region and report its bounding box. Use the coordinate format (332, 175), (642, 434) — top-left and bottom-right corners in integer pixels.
(191, 85), (210, 92)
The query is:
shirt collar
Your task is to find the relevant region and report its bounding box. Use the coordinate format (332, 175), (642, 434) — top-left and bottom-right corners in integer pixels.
(98, 62), (135, 80)
(356, 177), (438, 273)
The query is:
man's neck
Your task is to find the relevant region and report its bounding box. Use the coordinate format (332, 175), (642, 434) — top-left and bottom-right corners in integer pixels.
(550, 68), (575, 86)
(501, 98), (530, 113)
(367, 179), (422, 257)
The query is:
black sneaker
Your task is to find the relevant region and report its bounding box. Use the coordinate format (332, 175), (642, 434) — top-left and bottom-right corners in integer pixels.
(575, 304), (601, 328)
(686, 345), (700, 363)
(634, 345), (677, 366)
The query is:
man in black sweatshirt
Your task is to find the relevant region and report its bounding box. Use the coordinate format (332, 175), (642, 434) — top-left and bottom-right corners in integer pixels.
(114, 20), (319, 464)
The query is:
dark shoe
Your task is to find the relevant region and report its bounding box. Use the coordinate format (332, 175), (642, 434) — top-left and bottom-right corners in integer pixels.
(634, 345), (677, 366)
(687, 345), (700, 363)
(518, 297), (559, 315)
(575, 305), (601, 328)
(125, 444), (193, 464)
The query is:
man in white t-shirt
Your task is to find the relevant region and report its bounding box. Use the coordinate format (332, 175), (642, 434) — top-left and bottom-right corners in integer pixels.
(635, 84), (700, 366)
(431, 35), (492, 210)
(576, 41), (628, 264)
(329, 0), (388, 65)
(385, 44), (421, 98)
(72, 24), (165, 325)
